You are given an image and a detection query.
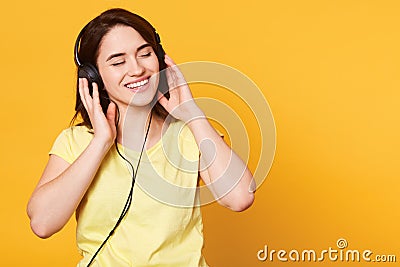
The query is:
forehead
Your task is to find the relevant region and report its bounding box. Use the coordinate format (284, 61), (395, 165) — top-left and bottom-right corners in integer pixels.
(98, 25), (147, 58)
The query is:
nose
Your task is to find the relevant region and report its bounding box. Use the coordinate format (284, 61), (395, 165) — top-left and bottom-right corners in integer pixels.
(127, 57), (145, 77)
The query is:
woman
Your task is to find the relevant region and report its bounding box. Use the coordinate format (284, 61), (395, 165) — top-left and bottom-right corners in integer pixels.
(27, 8), (255, 266)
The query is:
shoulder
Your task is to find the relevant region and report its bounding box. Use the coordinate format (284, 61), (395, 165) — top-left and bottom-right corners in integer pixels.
(49, 125), (94, 163)
(61, 125), (93, 137)
(56, 125), (94, 144)
(164, 119), (199, 160)
(167, 119), (196, 143)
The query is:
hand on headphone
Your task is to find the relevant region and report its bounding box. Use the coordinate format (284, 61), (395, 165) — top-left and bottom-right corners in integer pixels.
(79, 78), (117, 147)
(157, 55), (204, 123)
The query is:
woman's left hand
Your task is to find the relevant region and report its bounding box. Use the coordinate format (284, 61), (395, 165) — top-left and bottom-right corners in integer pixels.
(157, 55), (204, 123)
(158, 56), (255, 212)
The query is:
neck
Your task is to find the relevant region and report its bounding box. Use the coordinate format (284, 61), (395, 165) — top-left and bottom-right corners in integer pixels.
(115, 104), (157, 151)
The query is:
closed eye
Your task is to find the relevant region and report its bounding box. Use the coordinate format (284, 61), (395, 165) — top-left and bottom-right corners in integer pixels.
(111, 61), (125, 66)
(139, 52), (152, 58)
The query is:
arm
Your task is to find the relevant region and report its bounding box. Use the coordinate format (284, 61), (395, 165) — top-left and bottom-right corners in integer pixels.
(27, 141), (112, 238)
(188, 117), (255, 211)
(158, 55), (255, 211)
(27, 79), (116, 238)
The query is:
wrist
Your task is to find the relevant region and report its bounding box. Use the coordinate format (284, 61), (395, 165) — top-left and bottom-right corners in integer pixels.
(181, 105), (206, 124)
(186, 113), (208, 132)
(91, 136), (114, 152)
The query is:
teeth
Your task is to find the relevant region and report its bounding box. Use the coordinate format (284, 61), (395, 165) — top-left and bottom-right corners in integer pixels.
(126, 79), (149, 89)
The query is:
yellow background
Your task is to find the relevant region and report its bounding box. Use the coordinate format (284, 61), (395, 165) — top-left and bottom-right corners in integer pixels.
(1, 0), (399, 266)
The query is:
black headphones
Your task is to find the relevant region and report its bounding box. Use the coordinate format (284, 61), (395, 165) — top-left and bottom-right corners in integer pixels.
(74, 24), (166, 92)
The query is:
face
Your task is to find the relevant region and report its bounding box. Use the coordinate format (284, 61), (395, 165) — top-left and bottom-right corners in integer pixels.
(96, 25), (160, 108)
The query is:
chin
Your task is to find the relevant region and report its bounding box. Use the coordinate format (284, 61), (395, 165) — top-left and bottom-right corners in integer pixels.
(128, 89), (158, 108)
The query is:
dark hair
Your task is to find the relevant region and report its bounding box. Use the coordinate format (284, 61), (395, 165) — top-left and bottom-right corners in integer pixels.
(70, 8), (169, 129)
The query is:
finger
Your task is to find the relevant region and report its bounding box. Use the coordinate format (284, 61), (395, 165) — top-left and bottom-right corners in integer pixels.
(92, 82), (101, 108)
(82, 78), (93, 110)
(166, 61), (186, 88)
(164, 54), (176, 66)
(164, 55), (180, 81)
(172, 64), (186, 85)
(165, 66), (176, 90)
(164, 55), (186, 86)
(165, 75), (180, 102)
(78, 78), (89, 111)
(106, 101), (117, 126)
(157, 91), (169, 109)
(170, 66), (180, 86)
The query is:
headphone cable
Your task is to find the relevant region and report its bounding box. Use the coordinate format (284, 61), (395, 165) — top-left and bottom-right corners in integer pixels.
(86, 108), (153, 267)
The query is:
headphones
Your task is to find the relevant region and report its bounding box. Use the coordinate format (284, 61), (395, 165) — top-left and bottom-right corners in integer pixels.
(74, 24), (166, 92)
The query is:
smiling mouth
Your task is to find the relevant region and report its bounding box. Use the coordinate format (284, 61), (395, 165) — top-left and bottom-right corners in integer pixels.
(125, 78), (149, 89)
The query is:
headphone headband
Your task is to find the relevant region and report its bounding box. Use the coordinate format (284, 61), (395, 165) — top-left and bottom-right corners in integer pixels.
(74, 24), (163, 68)
(74, 24), (89, 67)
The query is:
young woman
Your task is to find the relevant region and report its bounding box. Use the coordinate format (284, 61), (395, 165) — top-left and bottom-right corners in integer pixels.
(27, 8), (255, 266)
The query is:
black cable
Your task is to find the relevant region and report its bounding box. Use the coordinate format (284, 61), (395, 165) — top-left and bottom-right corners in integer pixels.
(86, 103), (153, 267)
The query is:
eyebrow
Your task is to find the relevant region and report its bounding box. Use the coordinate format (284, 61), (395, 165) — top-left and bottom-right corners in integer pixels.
(106, 43), (152, 62)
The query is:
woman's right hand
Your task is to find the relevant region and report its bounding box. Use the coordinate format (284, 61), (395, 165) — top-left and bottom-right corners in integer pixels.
(28, 79), (118, 238)
(79, 78), (117, 147)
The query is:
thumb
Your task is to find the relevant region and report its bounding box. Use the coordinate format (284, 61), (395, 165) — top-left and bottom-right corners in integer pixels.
(106, 102), (117, 126)
(157, 91), (169, 109)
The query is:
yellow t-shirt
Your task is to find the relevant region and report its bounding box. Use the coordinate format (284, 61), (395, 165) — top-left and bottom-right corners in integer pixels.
(49, 119), (209, 267)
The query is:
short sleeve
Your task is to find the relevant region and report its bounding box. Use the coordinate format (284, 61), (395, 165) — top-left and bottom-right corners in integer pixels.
(48, 129), (74, 164)
(179, 123), (201, 161)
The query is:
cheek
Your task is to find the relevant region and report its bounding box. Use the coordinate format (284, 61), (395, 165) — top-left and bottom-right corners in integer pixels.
(99, 69), (121, 88)
(149, 55), (160, 72)
(145, 57), (161, 85)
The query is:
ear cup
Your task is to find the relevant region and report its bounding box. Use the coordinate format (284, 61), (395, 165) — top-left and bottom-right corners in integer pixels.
(156, 44), (165, 61)
(154, 32), (165, 62)
(156, 44), (170, 99)
(78, 63), (104, 92)
(76, 63), (109, 114)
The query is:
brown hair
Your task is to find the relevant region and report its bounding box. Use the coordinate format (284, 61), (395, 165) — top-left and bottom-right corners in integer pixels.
(70, 8), (169, 129)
